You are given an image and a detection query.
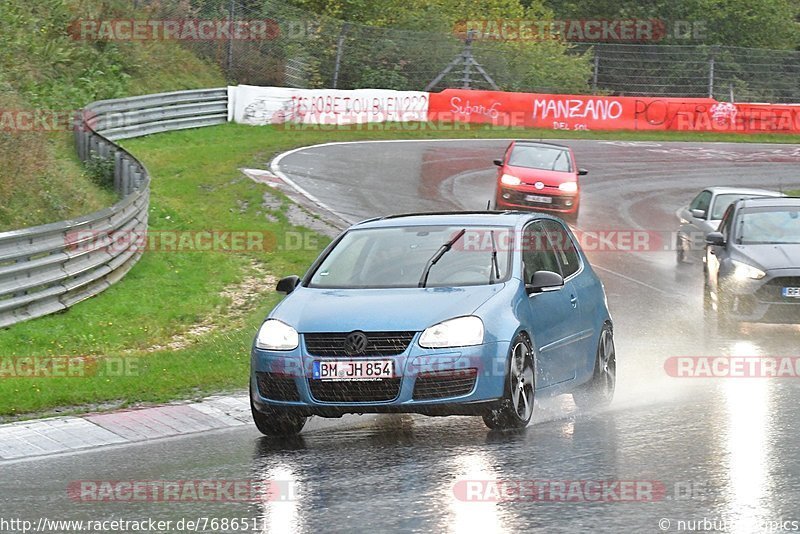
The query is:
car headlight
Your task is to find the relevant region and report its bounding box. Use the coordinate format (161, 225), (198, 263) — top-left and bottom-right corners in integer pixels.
(501, 173), (522, 186)
(419, 316), (484, 348)
(731, 260), (766, 281)
(558, 181), (578, 193)
(256, 320), (299, 351)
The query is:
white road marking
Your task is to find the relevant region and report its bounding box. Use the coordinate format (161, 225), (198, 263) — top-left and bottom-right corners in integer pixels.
(592, 264), (674, 296)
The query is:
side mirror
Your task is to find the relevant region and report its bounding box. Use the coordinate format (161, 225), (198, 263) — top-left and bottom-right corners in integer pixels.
(493, 158), (503, 166)
(578, 168), (588, 176)
(526, 270), (564, 294)
(691, 208), (707, 219)
(705, 232), (725, 246)
(276, 275), (301, 294)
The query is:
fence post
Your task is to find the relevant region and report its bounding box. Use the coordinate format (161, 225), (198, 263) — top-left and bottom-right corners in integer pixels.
(707, 46), (717, 98)
(332, 23), (350, 89)
(461, 30), (474, 89)
(592, 55), (600, 94)
(225, 0), (235, 81)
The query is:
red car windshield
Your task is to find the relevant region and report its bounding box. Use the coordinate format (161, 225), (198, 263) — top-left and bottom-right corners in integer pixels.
(508, 145), (572, 172)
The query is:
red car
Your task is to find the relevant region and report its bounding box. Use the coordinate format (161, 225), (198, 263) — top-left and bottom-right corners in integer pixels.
(493, 141), (586, 222)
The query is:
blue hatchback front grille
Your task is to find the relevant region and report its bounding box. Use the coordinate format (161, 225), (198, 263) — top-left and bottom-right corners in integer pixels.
(304, 332), (415, 356)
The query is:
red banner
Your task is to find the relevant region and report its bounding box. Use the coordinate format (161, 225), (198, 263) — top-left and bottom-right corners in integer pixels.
(427, 89), (800, 134)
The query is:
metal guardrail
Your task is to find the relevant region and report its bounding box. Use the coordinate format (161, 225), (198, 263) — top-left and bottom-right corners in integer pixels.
(0, 88), (228, 328)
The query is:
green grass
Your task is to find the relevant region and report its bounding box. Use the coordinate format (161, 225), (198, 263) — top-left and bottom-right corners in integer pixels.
(1, 121), (798, 420)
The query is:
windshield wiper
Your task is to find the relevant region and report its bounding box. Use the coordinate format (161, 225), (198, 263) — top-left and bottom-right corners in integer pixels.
(552, 150), (565, 170)
(418, 229), (466, 288)
(489, 230), (500, 284)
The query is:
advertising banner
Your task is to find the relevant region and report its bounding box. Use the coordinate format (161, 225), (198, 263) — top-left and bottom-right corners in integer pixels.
(228, 85), (429, 125)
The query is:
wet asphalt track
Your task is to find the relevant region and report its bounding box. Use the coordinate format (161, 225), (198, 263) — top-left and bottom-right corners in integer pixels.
(3, 139), (800, 533)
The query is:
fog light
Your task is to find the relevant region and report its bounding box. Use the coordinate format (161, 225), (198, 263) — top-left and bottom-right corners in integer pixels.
(565, 200), (573, 207)
(502, 193), (511, 199)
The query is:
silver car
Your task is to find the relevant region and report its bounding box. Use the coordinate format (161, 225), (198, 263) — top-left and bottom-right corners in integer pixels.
(676, 187), (784, 264)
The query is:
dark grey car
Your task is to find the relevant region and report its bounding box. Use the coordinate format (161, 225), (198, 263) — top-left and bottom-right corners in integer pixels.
(704, 197), (800, 332)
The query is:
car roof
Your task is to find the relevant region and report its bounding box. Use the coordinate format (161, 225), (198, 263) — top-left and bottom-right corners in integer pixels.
(352, 211), (564, 229)
(735, 196), (800, 209)
(512, 140), (570, 150)
(704, 186), (785, 196)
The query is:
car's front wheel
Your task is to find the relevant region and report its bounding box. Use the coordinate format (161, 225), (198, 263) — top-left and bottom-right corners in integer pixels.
(705, 279), (737, 336)
(564, 207), (579, 225)
(250, 389), (307, 436)
(676, 234), (688, 264)
(483, 334), (535, 430)
(572, 325), (616, 410)
(715, 288), (738, 336)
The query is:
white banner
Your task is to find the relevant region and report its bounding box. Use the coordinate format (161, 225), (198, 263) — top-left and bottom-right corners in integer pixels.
(228, 85), (429, 125)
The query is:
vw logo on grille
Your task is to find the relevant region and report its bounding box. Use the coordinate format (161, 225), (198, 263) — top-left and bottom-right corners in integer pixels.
(534, 181), (545, 190)
(344, 331), (369, 355)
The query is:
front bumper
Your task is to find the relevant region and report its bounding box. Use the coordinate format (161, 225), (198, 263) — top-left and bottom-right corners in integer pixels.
(250, 337), (510, 418)
(495, 185), (578, 214)
(721, 269), (800, 323)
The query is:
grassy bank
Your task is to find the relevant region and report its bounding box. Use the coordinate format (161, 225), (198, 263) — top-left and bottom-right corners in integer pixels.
(0, 0), (224, 231)
(1, 122), (798, 420)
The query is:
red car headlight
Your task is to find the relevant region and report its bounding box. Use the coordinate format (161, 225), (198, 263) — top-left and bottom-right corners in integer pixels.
(501, 173), (522, 186)
(558, 182), (578, 193)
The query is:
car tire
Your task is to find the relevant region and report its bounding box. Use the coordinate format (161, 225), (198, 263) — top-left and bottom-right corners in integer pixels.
(703, 273), (716, 326)
(715, 289), (737, 336)
(482, 334), (535, 431)
(572, 325), (616, 410)
(703, 276), (713, 314)
(564, 209), (579, 225)
(676, 235), (687, 264)
(250, 389), (307, 436)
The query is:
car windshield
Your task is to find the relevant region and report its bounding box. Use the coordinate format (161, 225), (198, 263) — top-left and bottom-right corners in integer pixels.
(711, 194), (770, 220)
(308, 225), (513, 289)
(508, 145), (572, 172)
(737, 208), (800, 244)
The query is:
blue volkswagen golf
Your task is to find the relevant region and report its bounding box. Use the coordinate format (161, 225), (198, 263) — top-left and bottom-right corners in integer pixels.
(250, 212), (615, 434)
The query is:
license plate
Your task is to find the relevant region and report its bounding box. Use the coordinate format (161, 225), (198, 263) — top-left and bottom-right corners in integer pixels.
(312, 360), (394, 381)
(782, 287), (800, 298)
(525, 195), (552, 204)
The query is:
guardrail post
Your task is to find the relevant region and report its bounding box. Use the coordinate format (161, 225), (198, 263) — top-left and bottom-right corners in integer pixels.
(73, 113), (83, 160)
(80, 129), (89, 162)
(114, 150), (123, 194)
(121, 159), (131, 196)
(91, 135), (102, 160)
(132, 169), (143, 192)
